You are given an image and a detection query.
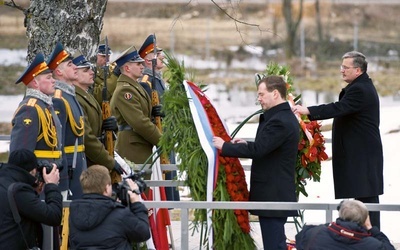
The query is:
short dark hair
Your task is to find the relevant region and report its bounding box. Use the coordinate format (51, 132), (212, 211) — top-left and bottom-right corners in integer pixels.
(342, 51), (368, 72)
(258, 75), (287, 99)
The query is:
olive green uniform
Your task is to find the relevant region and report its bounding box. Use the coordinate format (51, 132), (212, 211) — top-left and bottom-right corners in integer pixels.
(75, 86), (115, 170)
(111, 74), (161, 164)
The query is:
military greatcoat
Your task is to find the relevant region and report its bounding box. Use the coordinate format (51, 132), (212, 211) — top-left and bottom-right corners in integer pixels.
(75, 86), (115, 169)
(110, 74), (161, 164)
(53, 81), (87, 199)
(10, 88), (63, 164)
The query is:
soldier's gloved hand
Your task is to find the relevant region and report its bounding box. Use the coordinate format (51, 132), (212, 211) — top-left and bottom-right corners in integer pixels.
(113, 161), (126, 175)
(152, 104), (165, 118)
(102, 116), (118, 131)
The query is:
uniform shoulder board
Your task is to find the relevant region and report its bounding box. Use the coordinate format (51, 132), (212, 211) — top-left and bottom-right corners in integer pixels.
(27, 98), (37, 107)
(54, 89), (62, 98)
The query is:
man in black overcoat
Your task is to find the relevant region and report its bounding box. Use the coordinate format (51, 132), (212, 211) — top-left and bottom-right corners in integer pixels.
(293, 51), (383, 228)
(213, 75), (299, 250)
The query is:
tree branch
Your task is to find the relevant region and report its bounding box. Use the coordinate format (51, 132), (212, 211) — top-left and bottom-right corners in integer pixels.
(213, 0), (281, 44)
(4, 0), (26, 13)
(211, 0), (260, 28)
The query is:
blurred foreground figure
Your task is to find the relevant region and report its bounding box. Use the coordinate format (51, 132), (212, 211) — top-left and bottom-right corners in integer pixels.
(0, 149), (62, 250)
(69, 165), (150, 249)
(295, 200), (395, 250)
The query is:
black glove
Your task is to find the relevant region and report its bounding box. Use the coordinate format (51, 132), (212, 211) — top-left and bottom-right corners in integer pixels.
(102, 116), (118, 131)
(113, 161), (125, 175)
(152, 104), (165, 118)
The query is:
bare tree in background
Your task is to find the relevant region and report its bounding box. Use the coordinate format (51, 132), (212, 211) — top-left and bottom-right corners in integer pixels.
(315, 0), (323, 43)
(5, 0), (107, 62)
(282, 0), (304, 59)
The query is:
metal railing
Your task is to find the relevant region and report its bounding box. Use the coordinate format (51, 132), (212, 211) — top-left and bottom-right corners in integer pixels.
(53, 200), (400, 250)
(2, 137), (396, 248)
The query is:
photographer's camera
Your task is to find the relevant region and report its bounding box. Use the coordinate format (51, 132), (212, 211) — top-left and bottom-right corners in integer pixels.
(36, 159), (63, 182)
(113, 170), (148, 206)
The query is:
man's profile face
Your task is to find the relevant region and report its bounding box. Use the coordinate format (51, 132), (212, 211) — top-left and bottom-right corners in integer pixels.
(125, 61), (144, 80)
(340, 58), (359, 84)
(96, 54), (110, 67)
(257, 82), (275, 111)
(36, 73), (56, 95)
(58, 60), (78, 82)
(77, 67), (95, 87)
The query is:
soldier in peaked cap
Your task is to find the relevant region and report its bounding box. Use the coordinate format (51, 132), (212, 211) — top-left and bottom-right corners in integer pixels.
(138, 34), (166, 101)
(71, 54), (125, 176)
(139, 34), (180, 202)
(110, 46), (162, 164)
(93, 43), (119, 106)
(9, 53), (64, 182)
(47, 42), (86, 200)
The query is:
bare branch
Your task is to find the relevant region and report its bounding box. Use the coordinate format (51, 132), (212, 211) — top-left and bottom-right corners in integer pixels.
(210, 0), (279, 46)
(170, 0), (193, 31)
(4, 0), (26, 13)
(211, 0), (260, 28)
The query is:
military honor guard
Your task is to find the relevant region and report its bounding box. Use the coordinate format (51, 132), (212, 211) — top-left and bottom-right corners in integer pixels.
(138, 34), (166, 100)
(110, 46), (162, 164)
(93, 44), (119, 105)
(47, 42), (87, 200)
(139, 34), (180, 201)
(9, 53), (63, 170)
(71, 54), (124, 175)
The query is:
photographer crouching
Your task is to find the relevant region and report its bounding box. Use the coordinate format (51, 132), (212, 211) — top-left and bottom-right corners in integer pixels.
(0, 149), (62, 250)
(69, 165), (150, 249)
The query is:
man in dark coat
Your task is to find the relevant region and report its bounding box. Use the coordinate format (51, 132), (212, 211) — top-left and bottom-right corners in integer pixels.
(295, 200), (395, 250)
(0, 149), (62, 250)
(69, 165), (150, 249)
(213, 75), (299, 250)
(293, 51), (383, 228)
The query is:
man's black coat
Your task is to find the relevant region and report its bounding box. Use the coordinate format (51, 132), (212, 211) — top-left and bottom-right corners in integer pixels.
(222, 102), (299, 217)
(308, 72), (383, 199)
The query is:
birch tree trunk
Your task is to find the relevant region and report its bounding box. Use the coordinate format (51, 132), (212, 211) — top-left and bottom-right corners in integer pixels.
(24, 0), (107, 62)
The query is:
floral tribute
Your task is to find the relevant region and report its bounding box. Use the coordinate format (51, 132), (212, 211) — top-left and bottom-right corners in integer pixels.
(187, 81), (251, 233)
(258, 62), (329, 197)
(160, 53), (255, 249)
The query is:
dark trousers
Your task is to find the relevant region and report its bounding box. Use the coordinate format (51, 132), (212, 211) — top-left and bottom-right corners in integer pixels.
(164, 171), (180, 201)
(259, 216), (287, 250)
(165, 151), (180, 202)
(356, 196), (380, 229)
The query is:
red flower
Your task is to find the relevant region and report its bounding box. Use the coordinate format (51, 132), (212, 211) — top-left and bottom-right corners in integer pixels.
(189, 82), (251, 233)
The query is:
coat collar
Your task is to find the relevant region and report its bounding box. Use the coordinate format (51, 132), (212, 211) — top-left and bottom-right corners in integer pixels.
(262, 102), (291, 122)
(55, 80), (76, 96)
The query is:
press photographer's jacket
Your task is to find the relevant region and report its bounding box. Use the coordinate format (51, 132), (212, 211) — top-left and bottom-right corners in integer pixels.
(0, 165), (62, 250)
(295, 218), (395, 250)
(69, 193), (150, 249)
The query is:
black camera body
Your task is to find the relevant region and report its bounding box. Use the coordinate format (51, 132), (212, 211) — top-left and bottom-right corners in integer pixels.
(36, 159), (63, 182)
(113, 170), (148, 206)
